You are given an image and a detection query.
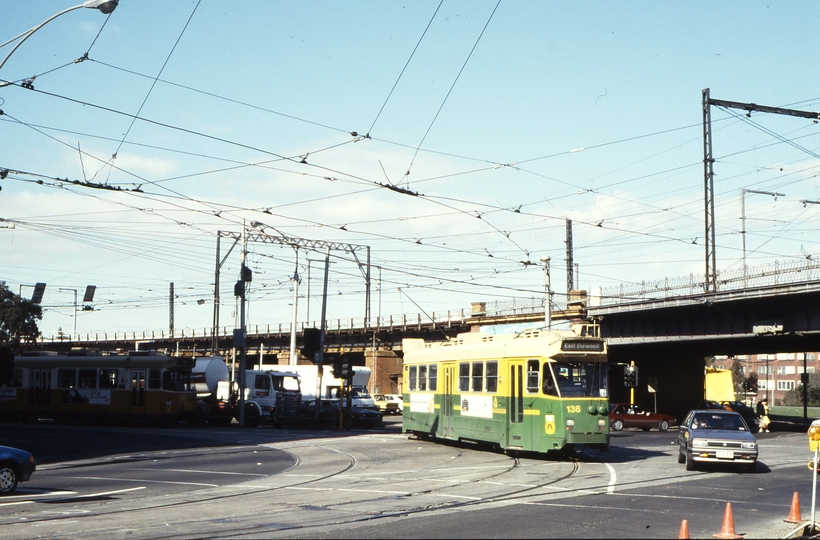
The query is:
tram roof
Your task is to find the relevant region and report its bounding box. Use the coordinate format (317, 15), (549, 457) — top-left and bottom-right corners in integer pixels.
(13, 353), (194, 369)
(402, 328), (607, 362)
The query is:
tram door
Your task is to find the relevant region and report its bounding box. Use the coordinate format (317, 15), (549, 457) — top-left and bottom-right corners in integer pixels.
(130, 369), (147, 415)
(507, 361), (525, 447)
(29, 370), (52, 413)
(442, 363), (455, 437)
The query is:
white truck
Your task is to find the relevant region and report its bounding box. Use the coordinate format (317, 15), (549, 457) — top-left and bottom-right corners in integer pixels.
(192, 356), (302, 427)
(287, 365), (377, 410)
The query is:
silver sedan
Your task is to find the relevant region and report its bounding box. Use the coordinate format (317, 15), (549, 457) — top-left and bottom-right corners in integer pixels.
(677, 409), (758, 472)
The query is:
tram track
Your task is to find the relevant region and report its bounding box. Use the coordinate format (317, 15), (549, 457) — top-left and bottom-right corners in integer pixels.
(1, 433), (603, 539)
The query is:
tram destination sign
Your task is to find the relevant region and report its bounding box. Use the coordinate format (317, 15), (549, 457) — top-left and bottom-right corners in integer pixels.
(561, 340), (605, 352)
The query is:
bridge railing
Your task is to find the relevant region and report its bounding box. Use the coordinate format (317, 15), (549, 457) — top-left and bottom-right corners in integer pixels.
(597, 259), (820, 305)
(37, 308), (473, 344)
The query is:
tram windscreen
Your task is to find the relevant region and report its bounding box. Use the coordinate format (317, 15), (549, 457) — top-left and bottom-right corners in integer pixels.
(543, 361), (607, 398)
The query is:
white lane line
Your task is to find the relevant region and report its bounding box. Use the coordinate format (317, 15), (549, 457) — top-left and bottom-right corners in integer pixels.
(523, 501), (663, 513)
(67, 476), (218, 487)
(428, 493), (482, 500)
(336, 488), (409, 495)
(0, 501), (34, 507)
(430, 465), (511, 471)
(604, 462), (617, 494)
(131, 468), (267, 477)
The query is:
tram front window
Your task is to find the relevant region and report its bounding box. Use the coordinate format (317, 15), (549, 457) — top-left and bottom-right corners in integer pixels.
(544, 361), (607, 398)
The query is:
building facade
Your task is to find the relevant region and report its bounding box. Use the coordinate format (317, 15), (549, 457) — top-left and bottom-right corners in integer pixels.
(712, 352), (819, 405)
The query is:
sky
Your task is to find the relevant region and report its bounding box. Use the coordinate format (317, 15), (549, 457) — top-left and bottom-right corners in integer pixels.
(1, 1), (819, 340)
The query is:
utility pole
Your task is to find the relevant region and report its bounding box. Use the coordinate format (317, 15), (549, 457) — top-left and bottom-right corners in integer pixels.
(702, 88), (819, 292)
(58, 288), (78, 340)
(540, 256), (551, 329)
(740, 189), (784, 285)
(565, 219), (574, 293)
(169, 282), (174, 339)
(289, 255), (300, 366)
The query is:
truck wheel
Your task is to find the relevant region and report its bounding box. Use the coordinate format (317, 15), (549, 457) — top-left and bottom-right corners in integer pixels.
(243, 403), (261, 428)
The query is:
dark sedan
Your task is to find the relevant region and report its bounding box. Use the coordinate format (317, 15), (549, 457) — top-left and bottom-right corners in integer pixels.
(0, 445), (36, 495)
(609, 403), (677, 431)
(303, 399), (383, 428)
(677, 409), (758, 472)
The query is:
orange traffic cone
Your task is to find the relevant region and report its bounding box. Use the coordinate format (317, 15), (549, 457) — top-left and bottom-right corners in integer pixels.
(785, 492), (803, 523)
(678, 519), (690, 539)
(713, 502), (743, 539)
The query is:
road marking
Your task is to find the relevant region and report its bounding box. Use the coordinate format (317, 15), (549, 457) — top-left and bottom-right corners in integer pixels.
(337, 488), (409, 495)
(68, 476), (218, 487)
(428, 493), (482, 500)
(523, 501), (663, 513)
(0, 501), (34, 507)
(132, 468), (267, 477)
(604, 462), (617, 494)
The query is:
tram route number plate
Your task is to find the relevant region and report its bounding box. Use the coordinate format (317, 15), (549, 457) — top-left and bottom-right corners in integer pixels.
(716, 450), (734, 459)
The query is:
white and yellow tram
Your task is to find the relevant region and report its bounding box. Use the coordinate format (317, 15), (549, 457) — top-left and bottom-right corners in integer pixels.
(0, 350), (198, 423)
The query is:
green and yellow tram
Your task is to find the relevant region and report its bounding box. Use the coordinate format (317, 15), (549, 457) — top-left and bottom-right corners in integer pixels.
(402, 325), (610, 453)
(0, 350), (198, 424)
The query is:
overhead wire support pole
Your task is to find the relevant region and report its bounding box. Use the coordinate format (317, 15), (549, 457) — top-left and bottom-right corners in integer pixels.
(702, 88), (820, 292)
(702, 88), (717, 293)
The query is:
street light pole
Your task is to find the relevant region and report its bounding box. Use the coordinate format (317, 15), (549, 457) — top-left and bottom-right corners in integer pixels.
(0, 0), (118, 87)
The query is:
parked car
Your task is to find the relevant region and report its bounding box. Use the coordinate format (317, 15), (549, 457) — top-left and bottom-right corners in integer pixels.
(0, 445), (36, 495)
(374, 394), (403, 414)
(609, 403), (677, 431)
(677, 409), (758, 472)
(302, 399), (383, 428)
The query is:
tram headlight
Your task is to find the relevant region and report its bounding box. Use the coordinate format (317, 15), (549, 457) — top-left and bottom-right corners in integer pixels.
(598, 418), (606, 430)
(566, 419), (575, 431)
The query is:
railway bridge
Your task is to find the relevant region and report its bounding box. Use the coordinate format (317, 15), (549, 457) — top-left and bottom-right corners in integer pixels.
(28, 260), (820, 420)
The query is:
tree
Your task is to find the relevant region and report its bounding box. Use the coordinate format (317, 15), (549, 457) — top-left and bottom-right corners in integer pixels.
(783, 372), (820, 407)
(0, 281), (42, 346)
(742, 372), (759, 394)
(731, 358), (744, 396)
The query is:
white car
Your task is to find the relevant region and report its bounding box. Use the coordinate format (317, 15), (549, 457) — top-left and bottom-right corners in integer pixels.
(374, 394), (403, 414)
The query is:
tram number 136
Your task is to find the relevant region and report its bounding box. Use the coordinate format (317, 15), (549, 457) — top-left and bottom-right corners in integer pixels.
(566, 405), (581, 413)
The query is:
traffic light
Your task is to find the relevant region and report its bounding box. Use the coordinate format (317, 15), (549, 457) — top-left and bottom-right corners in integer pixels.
(338, 353), (353, 379)
(624, 365), (638, 388)
(332, 361), (343, 379)
(300, 328), (321, 363)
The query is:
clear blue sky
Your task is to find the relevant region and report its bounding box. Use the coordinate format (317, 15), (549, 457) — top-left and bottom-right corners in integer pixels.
(1, 1), (818, 338)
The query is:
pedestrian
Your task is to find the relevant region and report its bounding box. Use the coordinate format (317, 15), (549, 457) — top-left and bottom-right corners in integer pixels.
(757, 398), (770, 433)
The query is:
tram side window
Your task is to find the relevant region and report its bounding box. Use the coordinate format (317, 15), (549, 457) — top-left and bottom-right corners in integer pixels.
(485, 361), (498, 393)
(408, 366), (417, 391)
(419, 365), (427, 391)
(148, 369), (162, 390)
(526, 359), (540, 393)
(78, 369), (96, 389)
(428, 364), (438, 391)
(99, 369), (118, 389)
(58, 369), (76, 388)
(459, 363), (470, 392)
(162, 370), (190, 392)
(542, 363), (558, 396)
(471, 362), (483, 392)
